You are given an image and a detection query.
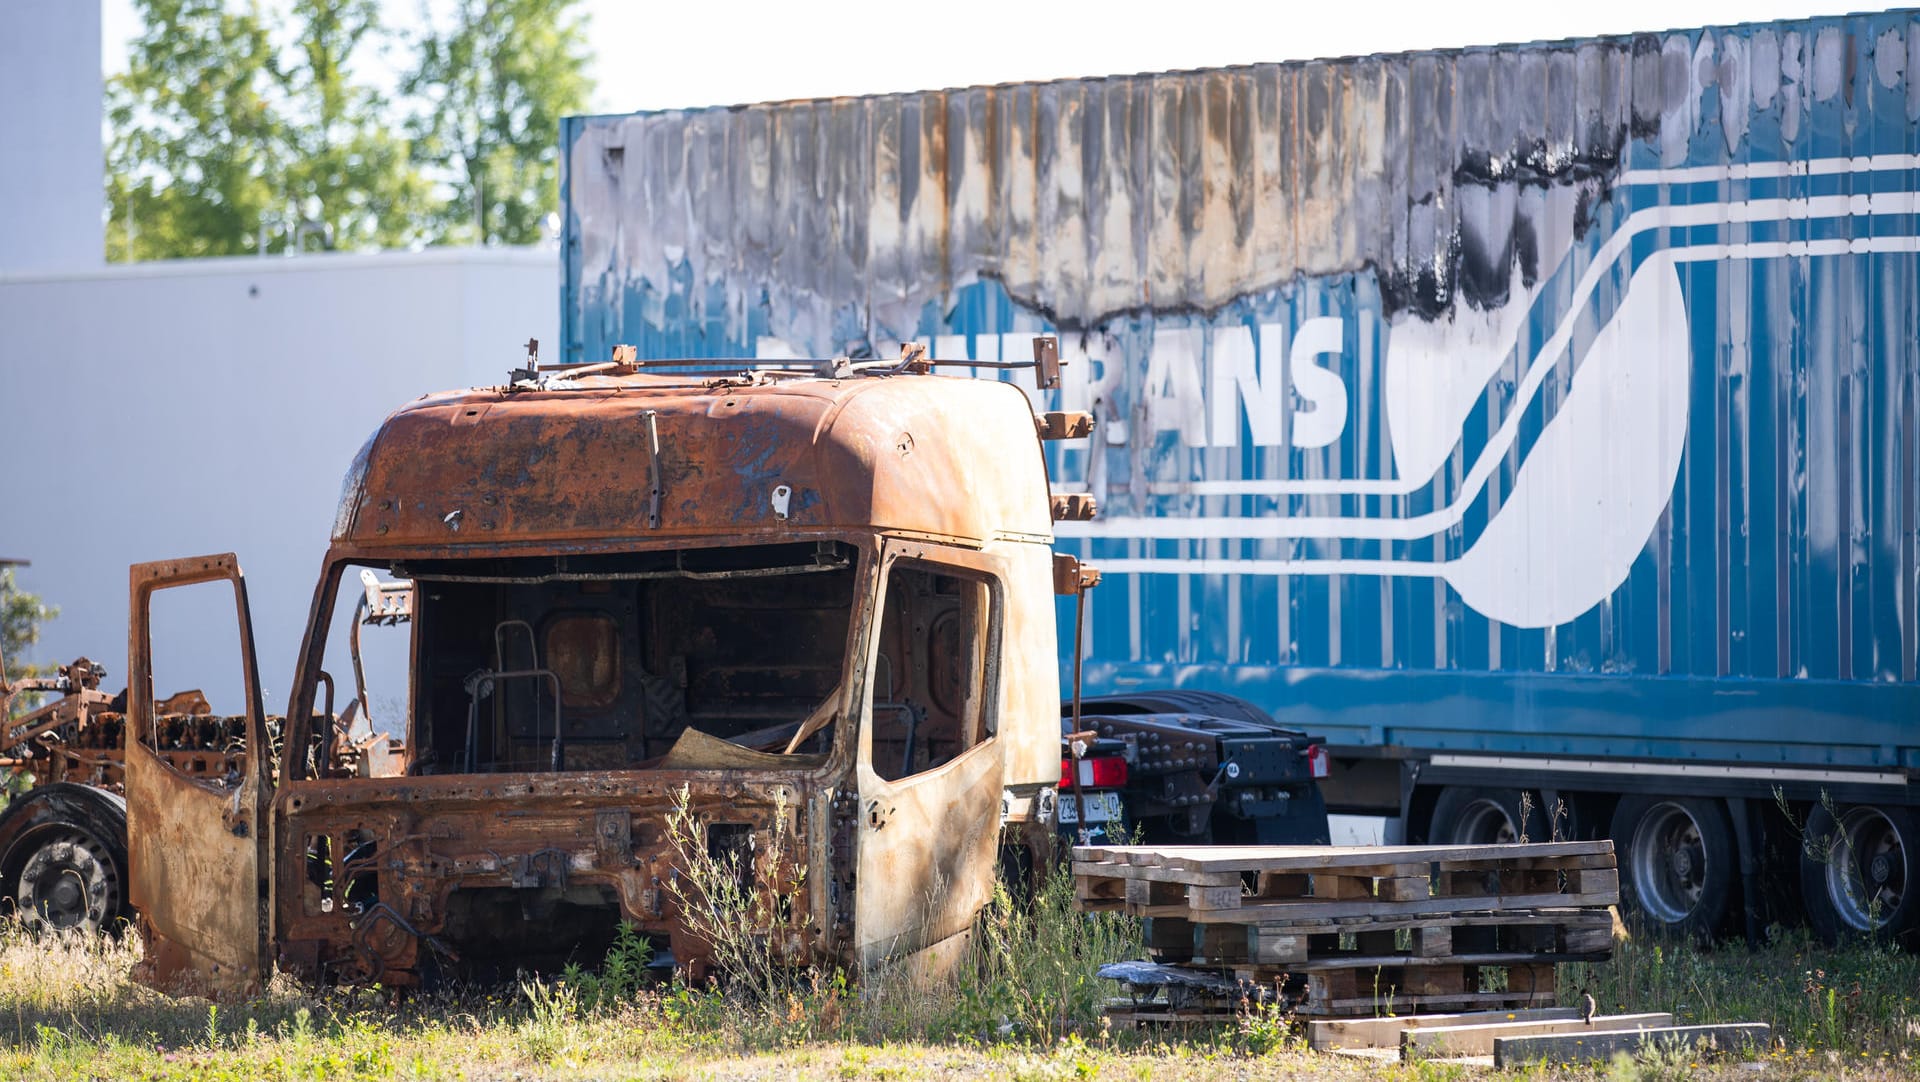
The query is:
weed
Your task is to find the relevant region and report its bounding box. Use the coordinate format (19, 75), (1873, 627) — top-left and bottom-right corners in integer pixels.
(516, 975), (577, 1064)
(565, 920), (653, 1012)
(663, 783), (812, 1007)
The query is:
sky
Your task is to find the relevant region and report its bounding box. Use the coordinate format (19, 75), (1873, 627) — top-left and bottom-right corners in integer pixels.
(101, 0), (1909, 116)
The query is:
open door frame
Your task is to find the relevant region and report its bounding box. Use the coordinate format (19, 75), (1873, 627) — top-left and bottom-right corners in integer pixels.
(852, 539), (1008, 972)
(125, 553), (270, 1000)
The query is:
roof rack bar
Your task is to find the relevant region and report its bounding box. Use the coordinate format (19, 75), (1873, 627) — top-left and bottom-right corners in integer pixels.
(518, 334), (1067, 387)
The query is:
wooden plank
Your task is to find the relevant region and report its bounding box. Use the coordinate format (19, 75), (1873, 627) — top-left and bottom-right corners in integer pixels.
(1209, 907), (1610, 937)
(1492, 1023), (1771, 1069)
(1135, 910), (1611, 968)
(1403, 1013), (1673, 1058)
(1307, 1007), (1581, 1051)
(1261, 947), (1603, 974)
(1302, 989), (1559, 1017)
(1231, 951), (1606, 981)
(1420, 853), (1617, 873)
(1073, 840), (1614, 874)
(1178, 888), (1620, 923)
(1070, 860), (1240, 888)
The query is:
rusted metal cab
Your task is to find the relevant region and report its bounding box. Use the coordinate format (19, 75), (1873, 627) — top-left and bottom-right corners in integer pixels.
(126, 366), (1065, 998)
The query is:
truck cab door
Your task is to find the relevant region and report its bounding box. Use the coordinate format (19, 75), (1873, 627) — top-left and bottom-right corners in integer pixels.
(125, 554), (269, 1000)
(853, 542), (1007, 972)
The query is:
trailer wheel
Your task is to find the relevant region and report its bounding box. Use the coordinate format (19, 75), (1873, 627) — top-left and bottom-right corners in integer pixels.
(0, 784), (129, 935)
(1429, 787), (1544, 845)
(1799, 803), (1917, 948)
(1610, 795), (1733, 939)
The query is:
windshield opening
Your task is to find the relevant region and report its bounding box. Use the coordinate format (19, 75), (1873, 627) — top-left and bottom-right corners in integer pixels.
(376, 540), (858, 776)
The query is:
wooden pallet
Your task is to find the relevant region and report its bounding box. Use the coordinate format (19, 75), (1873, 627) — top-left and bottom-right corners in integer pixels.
(1142, 907), (1615, 966)
(1088, 842), (1619, 1021)
(1075, 841), (1618, 923)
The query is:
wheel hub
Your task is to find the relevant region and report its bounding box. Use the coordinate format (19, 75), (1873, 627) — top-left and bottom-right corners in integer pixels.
(14, 830), (118, 934)
(1670, 848), (1695, 880)
(1629, 802), (1711, 926)
(1825, 807), (1908, 933)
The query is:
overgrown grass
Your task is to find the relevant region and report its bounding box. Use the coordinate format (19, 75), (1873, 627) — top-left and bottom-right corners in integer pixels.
(1563, 923), (1920, 1073)
(0, 893), (1915, 1078)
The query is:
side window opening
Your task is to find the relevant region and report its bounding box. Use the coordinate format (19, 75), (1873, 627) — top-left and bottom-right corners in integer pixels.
(142, 580), (253, 789)
(869, 561), (997, 782)
(305, 567), (413, 779)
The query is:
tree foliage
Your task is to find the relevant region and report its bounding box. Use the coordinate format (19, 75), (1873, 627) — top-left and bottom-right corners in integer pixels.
(404, 0), (592, 246)
(106, 0), (285, 259)
(0, 569), (57, 688)
(106, 0), (593, 260)
(277, 0), (434, 251)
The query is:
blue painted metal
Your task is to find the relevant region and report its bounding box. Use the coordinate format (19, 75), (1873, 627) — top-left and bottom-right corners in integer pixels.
(560, 11), (1920, 773)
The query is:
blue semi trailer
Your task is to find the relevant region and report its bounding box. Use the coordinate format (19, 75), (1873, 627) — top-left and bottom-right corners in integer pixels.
(559, 11), (1920, 944)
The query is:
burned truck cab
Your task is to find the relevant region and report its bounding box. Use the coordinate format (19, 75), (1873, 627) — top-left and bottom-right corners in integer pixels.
(127, 363), (1065, 996)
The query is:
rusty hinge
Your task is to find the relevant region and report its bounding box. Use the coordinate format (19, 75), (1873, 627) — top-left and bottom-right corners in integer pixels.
(1050, 493), (1098, 522)
(1035, 411), (1095, 440)
(1052, 553), (1103, 595)
(1032, 335), (1061, 389)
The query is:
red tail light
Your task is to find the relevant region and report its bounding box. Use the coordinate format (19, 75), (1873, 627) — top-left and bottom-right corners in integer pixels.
(1306, 744), (1329, 779)
(1061, 755), (1130, 788)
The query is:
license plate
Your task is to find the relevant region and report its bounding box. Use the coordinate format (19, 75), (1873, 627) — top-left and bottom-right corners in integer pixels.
(1057, 790), (1124, 825)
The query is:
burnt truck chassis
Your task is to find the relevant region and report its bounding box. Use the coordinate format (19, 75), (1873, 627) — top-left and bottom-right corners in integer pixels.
(94, 344), (1332, 998)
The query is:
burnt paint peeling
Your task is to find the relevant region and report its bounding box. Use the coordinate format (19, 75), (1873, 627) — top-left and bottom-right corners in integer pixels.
(563, 17), (1905, 352)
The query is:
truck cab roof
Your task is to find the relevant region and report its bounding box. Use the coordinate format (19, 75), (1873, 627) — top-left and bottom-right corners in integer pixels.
(332, 368), (1057, 552)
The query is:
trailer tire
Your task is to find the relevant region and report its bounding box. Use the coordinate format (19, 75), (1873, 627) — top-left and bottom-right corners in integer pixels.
(1610, 795), (1733, 940)
(0, 784), (129, 935)
(1429, 787), (1545, 845)
(1799, 803), (1917, 949)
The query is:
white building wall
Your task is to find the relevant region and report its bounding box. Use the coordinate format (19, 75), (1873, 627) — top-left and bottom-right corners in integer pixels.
(0, 0), (103, 272)
(0, 248), (558, 713)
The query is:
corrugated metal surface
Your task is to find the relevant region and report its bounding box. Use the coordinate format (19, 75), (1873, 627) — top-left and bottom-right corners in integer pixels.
(561, 11), (1919, 766)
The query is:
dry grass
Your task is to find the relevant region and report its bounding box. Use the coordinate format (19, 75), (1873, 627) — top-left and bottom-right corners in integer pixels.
(0, 884), (1914, 1079)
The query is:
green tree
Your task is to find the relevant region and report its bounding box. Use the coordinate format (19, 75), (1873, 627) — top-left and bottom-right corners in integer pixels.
(106, 0), (432, 260)
(1, 569), (58, 718)
(279, 0), (433, 250)
(106, 0), (284, 260)
(404, 0), (592, 246)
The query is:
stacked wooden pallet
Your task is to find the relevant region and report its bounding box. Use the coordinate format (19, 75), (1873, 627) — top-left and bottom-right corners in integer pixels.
(1076, 840), (1619, 1020)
